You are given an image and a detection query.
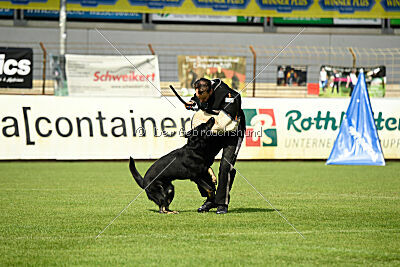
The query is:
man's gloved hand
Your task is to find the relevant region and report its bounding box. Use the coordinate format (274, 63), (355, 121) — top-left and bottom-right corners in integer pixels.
(185, 100), (197, 111)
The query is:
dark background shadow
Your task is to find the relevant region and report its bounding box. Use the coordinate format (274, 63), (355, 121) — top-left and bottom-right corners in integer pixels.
(148, 209), (192, 214)
(229, 207), (278, 213)
(148, 207), (278, 214)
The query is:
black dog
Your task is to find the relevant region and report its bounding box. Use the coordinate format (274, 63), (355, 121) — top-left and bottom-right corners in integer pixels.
(129, 117), (216, 214)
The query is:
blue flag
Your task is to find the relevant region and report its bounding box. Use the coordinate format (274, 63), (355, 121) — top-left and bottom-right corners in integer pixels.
(326, 69), (385, 166)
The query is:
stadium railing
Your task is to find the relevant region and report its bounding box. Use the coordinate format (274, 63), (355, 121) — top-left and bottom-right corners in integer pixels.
(0, 41), (399, 97)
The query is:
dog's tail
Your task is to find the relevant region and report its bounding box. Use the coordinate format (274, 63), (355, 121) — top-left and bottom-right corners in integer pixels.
(129, 157), (144, 189)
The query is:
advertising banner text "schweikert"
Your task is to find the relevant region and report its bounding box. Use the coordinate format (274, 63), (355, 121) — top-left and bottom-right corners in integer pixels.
(66, 54), (161, 97)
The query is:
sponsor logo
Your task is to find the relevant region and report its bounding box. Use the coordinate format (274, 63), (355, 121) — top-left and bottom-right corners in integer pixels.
(128, 0), (184, 8)
(67, 0), (117, 7)
(2, 0), (47, 4)
(243, 108), (277, 147)
(285, 110), (400, 132)
(319, 0), (374, 13)
(381, 0), (400, 11)
(256, 0), (312, 12)
(0, 54), (31, 76)
(192, 0), (250, 11)
(93, 71), (156, 82)
(0, 107), (192, 146)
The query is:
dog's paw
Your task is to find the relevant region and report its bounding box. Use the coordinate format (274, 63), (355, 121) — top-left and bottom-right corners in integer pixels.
(168, 210), (179, 214)
(160, 207), (179, 214)
(161, 210), (179, 214)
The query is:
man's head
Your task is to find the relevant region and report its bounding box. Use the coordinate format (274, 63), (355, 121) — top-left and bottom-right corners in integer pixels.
(194, 78), (212, 103)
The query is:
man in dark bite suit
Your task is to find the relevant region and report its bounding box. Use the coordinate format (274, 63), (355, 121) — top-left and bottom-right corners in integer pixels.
(187, 78), (246, 214)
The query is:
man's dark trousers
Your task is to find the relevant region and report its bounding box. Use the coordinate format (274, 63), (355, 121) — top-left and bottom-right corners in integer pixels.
(198, 135), (243, 205)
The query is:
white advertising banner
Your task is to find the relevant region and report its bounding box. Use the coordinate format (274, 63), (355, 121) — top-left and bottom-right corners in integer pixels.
(0, 96), (399, 160)
(151, 14), (237, 22)
(333, 18), (382, 25)
(65, 54), (161, 97)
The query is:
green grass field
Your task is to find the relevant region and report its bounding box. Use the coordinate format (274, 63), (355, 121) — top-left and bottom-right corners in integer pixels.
(1, 161), (399, 265)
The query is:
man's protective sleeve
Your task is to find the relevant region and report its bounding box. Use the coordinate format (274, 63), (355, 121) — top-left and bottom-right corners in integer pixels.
(192, 110), (239, 132)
